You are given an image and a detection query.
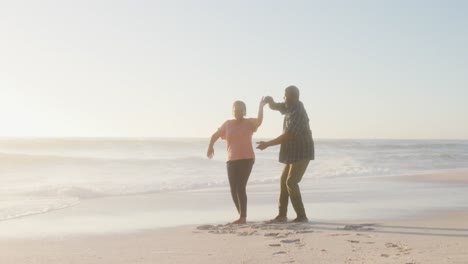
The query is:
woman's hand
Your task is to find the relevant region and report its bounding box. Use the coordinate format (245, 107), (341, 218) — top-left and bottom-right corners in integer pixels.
(259, 96), (268, 108)
(207, 146), (215, 159)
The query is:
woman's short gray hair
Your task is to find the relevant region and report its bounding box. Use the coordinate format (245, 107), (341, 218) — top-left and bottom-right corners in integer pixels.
(232, 100), (247, 115)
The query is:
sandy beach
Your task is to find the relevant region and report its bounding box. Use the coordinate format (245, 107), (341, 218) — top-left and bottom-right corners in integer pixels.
(384, 169), (468, 184)
(1, 170), (468, 264)
(3, 0), (468, 262)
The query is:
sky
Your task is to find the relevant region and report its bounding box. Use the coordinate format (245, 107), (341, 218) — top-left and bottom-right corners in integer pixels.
(1, 0), (467, 139)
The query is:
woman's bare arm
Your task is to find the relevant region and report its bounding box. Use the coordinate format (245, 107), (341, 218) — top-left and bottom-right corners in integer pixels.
(207, 130), (221, 159)
(256, 97), (267, 128)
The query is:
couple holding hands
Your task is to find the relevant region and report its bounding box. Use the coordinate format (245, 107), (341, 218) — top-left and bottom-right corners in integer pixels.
(207, 85), (315, 224)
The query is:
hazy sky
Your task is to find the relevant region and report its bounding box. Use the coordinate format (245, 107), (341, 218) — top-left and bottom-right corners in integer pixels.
(1, 1), (467, 139)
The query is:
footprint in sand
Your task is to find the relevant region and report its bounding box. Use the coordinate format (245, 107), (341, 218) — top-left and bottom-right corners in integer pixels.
(237, 230), (257, 236)
(386, 242), (412, 253)
(295, 230), (314, 234)
(273, 251), (287, 256)
(197, 225), (216, 230)
(276, 232), (294, 238)
(328, 233), (350, 236)
(386, 243), (399, 248)
(269, 244), (282, 247)
(280, 239), (301, 244)
(340, 224), (376, 231)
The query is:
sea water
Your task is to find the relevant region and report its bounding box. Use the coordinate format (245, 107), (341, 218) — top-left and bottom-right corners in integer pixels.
(1, 138), (468, 237)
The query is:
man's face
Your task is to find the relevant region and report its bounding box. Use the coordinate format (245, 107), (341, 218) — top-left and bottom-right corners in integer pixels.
(283, 89), (297, 107)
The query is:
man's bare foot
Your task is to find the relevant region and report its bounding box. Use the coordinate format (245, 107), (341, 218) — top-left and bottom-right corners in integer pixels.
(266, 215), (288, 223)
(231, 217), (246, 224)
(292, 216), (309, 223)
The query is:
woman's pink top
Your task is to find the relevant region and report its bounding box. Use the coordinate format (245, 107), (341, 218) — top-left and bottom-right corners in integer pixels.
(218, 118), (258, 161)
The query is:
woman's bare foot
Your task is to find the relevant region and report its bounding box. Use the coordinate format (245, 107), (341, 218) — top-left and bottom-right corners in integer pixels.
(266, 215), (288, 223)
(231, 217), (246, 224)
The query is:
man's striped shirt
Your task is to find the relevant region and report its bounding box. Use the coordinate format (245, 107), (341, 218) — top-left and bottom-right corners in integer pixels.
(272, 101), (314, 164)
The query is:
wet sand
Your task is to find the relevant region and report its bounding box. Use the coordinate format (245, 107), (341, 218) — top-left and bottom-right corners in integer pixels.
(1, 170), (468, 263)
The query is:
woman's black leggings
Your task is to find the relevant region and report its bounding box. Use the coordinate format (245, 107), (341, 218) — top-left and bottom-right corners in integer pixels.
(226, 159), (254, 218)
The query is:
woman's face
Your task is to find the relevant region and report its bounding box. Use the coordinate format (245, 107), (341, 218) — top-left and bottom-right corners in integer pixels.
(232, 104), (245, 119)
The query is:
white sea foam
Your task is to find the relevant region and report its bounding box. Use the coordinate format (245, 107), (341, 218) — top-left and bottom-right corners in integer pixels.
(0, 196), (79, 221)
(1, 138), (467, 221)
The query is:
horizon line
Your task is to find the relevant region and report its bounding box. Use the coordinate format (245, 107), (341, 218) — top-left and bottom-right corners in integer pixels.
(0, 136), (467, 141)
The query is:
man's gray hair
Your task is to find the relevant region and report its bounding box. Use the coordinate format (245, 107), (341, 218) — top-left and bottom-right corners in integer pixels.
(285, 85), (300, 98)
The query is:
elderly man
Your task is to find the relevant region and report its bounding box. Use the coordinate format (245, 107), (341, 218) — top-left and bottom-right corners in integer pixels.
(257, 85), (314, 223)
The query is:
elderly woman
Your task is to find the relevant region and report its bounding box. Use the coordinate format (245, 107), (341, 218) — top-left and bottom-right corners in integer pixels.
(207, 98), (266, 224)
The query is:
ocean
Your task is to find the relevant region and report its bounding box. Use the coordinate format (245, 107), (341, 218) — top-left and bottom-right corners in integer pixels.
(1, 138), (468, 237)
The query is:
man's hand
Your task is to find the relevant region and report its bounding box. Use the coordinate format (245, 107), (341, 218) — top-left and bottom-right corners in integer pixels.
(263, 96), (274, 105)
(256, 141), (270, 151)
